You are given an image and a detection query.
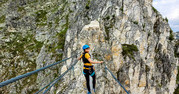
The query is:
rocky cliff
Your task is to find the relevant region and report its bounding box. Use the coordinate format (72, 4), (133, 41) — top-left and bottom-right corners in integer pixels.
(0, 0), (178, 94)
(174, 31), (179, 40)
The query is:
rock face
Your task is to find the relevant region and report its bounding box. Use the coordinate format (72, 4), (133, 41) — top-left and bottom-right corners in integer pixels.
(0, 0), (178, 94)
(174, 31), (179, 40)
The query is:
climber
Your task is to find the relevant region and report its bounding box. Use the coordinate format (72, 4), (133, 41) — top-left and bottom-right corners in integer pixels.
(77, 45), (103, 94)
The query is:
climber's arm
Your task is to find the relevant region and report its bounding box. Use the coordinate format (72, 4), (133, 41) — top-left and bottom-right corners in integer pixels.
(87, 58), (103, 64)
(77, 57), (82, 60)
(77, 54), (83, 60)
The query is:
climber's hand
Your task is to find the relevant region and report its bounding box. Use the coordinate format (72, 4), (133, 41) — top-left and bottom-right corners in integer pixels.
(100, 61), (104, 63)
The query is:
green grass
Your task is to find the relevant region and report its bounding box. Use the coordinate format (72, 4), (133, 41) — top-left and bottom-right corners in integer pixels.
(27, 0), (38, 4)
(0, 15), (5, 23)
(0, 0), (8, 7)
(35, 10), (47, 26)
(18, 6), (25, 12)
(55, 14), (69, 51)
(48, 21), (52, 28)
(55, 17), (60, 25)
(122, 44), (138, 60)
(51, 5), (59, 13)
(4, 32), (43, 56)
(55, 53), (63, 61)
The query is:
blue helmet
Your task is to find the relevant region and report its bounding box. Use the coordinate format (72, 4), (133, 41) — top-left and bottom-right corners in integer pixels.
(82, 45), (90, 50)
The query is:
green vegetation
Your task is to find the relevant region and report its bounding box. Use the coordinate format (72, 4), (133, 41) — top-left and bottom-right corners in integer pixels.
(51, 6), (59, 13)
(92, 53), (103, 61)
(54, 73), (58, 78)
(105, 16), (110, 20)
(122, 44), (138, 60)
(85, 0), (91, 9)
(103, 15), (115, 40)
(174, 66), (179, 94)
(61, 2), (68, 12)
(177, 66), (179, 84)
(0, 0), (8, 7)
(56, 15), (69, 51)
(104, 25), (111, 40)
(169, 33), (174, 41)
(169, 29), (174, 41)
(132, 21), (138, 25)
(1, 32), (39, 93)
(145, 65), (150, 72)
(55, 17), (60, 25)
(18, 6), (25, 12)
(48, 21), (52, 28)
(27, 0), (38, 4)
(4, 32), (43, 56)
(54, 53), (63, 62)
(35, 10), (47, 26)
(148, 32), (151, 37)
(165, 17), (168, 22)
(0, 15), (5, 23)
(21, 73), (38, 94)
(85, 4), (90, 9)
(174, 40), (179, 58)
(120, 7), (123, 12)
(152, 6), (158, 13)
(0, 27), (4, 30)
(142, 23), (145, 29)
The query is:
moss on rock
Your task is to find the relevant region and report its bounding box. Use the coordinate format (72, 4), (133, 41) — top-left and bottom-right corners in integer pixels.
(122, 44), (138, 60)
(56, 14), (69, 51)
(0, 15), (5, 23)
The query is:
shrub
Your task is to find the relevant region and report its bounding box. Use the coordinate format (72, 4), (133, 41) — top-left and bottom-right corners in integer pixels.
(122, 44), (138, 60)
(165, 17), (168, 22)
(169, 29), (174, 41)
(85, 0), (90, 9)
(152, 6), (158, 13)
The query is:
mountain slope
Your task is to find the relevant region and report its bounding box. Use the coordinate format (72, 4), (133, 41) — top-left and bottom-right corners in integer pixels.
(0, 0), (178, 94)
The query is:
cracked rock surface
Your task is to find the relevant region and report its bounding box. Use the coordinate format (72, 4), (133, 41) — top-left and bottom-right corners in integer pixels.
(0, 0), (178, 94)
